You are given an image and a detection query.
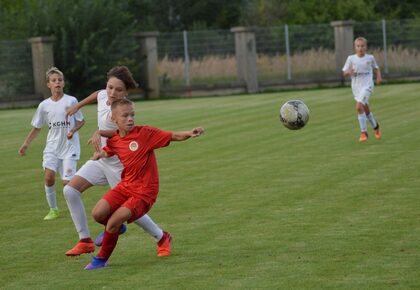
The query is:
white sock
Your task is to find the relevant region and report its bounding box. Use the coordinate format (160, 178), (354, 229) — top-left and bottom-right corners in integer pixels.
(45, 185), (57, 209)
(63, 185), (90, 240)
(367, 112), (378, 129)
(358, 113), (367, 132)
(134, 214), (163, 241)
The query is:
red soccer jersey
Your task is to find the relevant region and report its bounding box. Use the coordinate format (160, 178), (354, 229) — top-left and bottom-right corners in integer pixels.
(103, 125), (172, 202)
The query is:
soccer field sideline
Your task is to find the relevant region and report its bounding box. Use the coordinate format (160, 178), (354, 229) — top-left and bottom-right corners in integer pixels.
(0, 83), (419, 289)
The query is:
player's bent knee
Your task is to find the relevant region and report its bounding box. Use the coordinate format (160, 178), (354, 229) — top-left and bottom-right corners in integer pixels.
(63, 185), (78, 200)
(67, 175), (92, 193)
(44, 177), (55, 187)
(91, 208), (108, 224)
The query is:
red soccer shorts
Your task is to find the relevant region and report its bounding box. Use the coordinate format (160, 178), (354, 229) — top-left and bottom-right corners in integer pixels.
(102, 183), (154, 223)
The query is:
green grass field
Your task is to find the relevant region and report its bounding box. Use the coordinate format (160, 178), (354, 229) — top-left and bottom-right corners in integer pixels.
(1, 83), (420, 289)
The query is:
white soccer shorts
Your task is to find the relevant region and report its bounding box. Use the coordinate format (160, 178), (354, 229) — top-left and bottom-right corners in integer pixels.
(353, 86), (372, 105)
(75, 158), (123, 188)
(42, 153), (77, 181)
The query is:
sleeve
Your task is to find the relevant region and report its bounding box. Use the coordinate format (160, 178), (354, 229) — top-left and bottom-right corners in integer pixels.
(97, 90), (107, 103)
(30, 102), (46, 128)
(342, 56), (352, 71)
(103, 146), (115, 157)
(371, 55), (379, 69)
(143, 126), (172, 150)
(102, 137), (116, 157)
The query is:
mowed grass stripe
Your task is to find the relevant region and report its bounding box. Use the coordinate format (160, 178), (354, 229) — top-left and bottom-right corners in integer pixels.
(1, 82), (419, 289)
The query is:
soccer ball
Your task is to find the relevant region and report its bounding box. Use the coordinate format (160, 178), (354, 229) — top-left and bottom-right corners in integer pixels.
(279, 100), (310, 130)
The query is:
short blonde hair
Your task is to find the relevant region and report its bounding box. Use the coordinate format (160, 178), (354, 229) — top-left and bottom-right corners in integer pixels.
(111, 98), (134, 111)
(354, 37), (367, 45)
(46, 67), (64, 82)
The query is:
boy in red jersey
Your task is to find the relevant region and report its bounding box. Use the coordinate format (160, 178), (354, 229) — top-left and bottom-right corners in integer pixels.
(84, 98), (204, 270)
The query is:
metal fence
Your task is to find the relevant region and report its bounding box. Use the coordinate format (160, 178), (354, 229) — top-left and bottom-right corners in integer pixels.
(354, 19), (420, 76)
(157, 30), (237, 88)
(254, 23), (335, 84)
(1, 19), (419, 103)
(157, 19), (420, 90)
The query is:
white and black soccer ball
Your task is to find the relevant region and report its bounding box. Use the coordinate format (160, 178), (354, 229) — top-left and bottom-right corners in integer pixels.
(279, 100), (310, 130)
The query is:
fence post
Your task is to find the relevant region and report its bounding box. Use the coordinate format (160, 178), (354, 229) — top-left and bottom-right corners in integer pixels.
(330, 20), (354, 82)
(183, 30), (190, 87)
(28, 36), (55, 99)
(284, 24), (292, 81)
(231, 27), (259, 93)
(382, 19), (389, 74)
(134, 31), (160, 99)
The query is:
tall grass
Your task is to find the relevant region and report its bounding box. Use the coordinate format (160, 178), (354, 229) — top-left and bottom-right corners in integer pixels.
(158, 47), (420, 85)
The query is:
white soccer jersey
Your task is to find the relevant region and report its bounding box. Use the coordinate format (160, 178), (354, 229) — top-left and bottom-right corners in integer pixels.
(342, 54), (379, 99)
(96, 90), (122, 168)
(31, 94), (84, 160)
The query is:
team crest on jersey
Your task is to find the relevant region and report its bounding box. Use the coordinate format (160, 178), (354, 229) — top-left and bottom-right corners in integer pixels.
(129, 141), (139, 151)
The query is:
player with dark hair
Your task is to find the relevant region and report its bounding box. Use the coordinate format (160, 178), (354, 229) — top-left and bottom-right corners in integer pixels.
(64, 66), (171, 257)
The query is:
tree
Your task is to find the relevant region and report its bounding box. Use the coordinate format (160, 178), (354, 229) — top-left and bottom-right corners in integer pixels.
(372, 0), (420, 19)
(126, 0), (243, 31)
(239, 0), (380, 26)
(22, 0), (140, 98)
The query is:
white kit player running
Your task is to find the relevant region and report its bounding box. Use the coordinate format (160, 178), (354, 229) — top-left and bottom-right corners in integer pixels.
(343, 37), (382, 143)
(64, 66), (172, 256)
(19, 67), (85, 220)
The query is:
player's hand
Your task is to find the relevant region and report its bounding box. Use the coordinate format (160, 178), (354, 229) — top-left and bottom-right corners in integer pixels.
(376, 76), (382, 85)
(88, 130), (102, 152)
(344, 68), (354, 76)
(66, 105), (79, 117)
(90, 152), (102, 160)
(191, 127), (204, 137)
(67, 129), (74, 140)
(18, 144), (28, 156)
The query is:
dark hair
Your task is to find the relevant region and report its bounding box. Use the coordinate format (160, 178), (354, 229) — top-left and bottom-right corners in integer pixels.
(111, 98), (134, 111)
(106, 66), (138, 90)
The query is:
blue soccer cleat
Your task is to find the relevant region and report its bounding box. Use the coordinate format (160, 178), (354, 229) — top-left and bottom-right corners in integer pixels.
(84, 256), (108, 270)
(95, 223), (127, 247)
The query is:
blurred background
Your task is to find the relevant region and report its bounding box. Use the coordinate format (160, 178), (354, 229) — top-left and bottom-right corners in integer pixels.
(1, 0), (419, 105)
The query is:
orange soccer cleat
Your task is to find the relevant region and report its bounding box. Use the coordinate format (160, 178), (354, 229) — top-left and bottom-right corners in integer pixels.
(359, 131), (368, 143)
(374, 125), (382, 140)
(65, 241), (95, 256)
(157, 231), (172, 257)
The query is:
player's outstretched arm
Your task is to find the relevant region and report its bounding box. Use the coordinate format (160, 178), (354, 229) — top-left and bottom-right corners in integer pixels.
(18, 127), (41, 156)
(87, 130), (116, 152)
(87, 130), (102, 152)
(66, 90), (100, 116)
(98, 130), (117, 138)
(172, 127), (204, 141)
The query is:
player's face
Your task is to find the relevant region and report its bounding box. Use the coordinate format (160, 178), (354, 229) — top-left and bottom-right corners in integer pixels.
(355, 40), (367, 56)
(112, 104), (135, 133)
(47, 73), (65, 95)
(106, 77), (128, 105)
